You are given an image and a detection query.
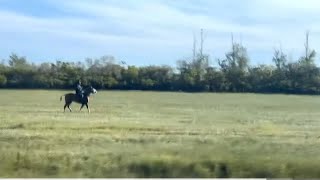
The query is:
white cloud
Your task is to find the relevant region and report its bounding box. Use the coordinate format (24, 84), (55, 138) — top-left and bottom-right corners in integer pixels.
(1, 0), (320, 66)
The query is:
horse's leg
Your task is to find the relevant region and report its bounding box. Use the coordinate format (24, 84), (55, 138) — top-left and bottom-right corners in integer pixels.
(85, 104), (90, 113)
(80, 104), (84, 111)
(64, 104), (67, 112)
(67, 102), (72, 112)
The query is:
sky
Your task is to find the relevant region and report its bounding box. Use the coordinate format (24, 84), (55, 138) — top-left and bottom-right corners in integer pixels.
(1, 0), (320, 66)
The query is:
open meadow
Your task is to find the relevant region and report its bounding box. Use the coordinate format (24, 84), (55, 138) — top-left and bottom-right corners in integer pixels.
(1, 90), (320, 178)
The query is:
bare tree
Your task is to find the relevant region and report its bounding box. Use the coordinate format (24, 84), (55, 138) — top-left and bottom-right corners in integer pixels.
(301, 30), (316, 64)
(193, 32), (197, 61)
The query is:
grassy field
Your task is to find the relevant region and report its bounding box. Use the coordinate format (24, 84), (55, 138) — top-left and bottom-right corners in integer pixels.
(1, 90), (320, 178)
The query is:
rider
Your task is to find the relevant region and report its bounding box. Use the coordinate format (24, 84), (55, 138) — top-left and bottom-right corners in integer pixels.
(75, 79), (84, 99)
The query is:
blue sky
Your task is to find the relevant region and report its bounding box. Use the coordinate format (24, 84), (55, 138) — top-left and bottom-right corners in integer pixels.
(1, 0), (320, 66)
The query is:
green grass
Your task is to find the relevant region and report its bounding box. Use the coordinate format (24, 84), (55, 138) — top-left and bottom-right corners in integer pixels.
(1, 90), (320, 178)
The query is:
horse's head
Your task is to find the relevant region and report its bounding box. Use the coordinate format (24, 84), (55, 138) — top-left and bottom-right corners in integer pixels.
(84, 86), (97, 96)
(89, 86), (97, 94)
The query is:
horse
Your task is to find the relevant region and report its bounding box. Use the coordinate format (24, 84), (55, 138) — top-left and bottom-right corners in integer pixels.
(60, 86), (97, 113)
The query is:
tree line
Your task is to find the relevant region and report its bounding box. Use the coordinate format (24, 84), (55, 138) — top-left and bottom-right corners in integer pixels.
(1, 32), (320, 94)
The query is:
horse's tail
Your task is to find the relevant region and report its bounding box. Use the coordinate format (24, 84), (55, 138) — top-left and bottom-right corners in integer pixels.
(60, 95), (65, 101)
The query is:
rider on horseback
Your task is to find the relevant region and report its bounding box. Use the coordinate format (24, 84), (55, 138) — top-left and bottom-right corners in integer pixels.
(75, 80), (84, 99)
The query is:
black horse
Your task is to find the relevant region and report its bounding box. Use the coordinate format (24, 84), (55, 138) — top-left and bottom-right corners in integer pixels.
(60, 86), (97, 113)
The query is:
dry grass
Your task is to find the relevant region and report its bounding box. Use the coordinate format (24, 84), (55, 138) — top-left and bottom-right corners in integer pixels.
(0, 90), (320, 177)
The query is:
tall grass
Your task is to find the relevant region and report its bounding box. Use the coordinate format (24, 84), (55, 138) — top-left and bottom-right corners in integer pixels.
(0, 90), (320, 177)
